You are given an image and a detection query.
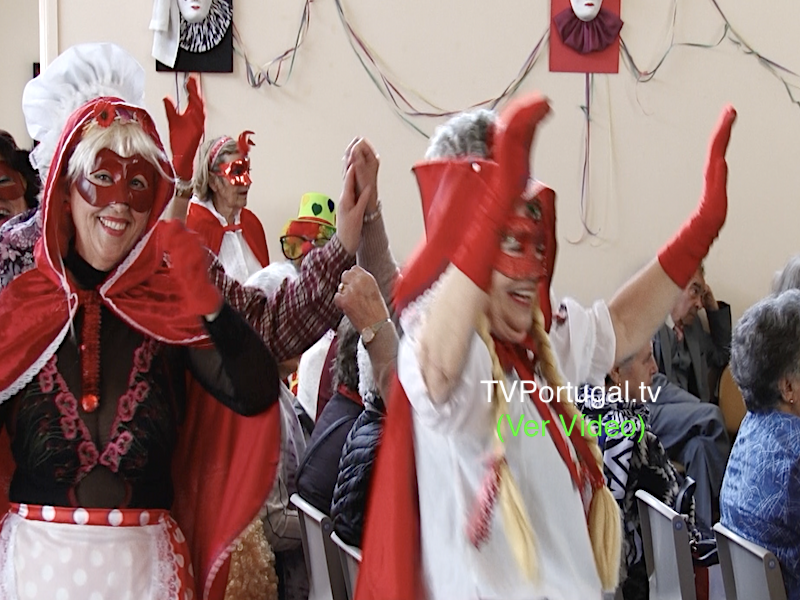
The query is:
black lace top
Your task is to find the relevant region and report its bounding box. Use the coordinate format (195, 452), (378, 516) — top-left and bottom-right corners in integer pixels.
(2, 248), (278, 509)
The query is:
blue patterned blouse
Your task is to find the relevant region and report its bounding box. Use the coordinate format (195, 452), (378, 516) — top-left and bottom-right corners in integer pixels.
(720, 410), (800, 599)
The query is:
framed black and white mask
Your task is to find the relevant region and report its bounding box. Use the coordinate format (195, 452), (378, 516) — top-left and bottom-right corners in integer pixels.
(155, 0), (234, 73)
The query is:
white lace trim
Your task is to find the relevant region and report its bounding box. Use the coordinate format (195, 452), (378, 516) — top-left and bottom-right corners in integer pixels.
(101, 225), (157, 293)
(398, 274), (445, 337)
(0, 318), (73, 404)
(0, 513), (21, 600)
(153, 518), (181, 600)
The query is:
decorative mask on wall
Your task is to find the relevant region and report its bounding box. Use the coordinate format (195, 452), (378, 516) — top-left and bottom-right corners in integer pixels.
(569, 0), (603, 22)
(179, 0), (232, 54)
(549, 0), (622, 73)
(554, 0), (621, 55)
(152, 0), (234, 73)
(178, 0), (212, 23)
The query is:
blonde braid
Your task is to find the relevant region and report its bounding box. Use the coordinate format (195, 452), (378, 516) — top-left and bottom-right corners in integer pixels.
(529, 304), (621, 591)
(475, 313), (539, 582)
(528, 306), (603, 463)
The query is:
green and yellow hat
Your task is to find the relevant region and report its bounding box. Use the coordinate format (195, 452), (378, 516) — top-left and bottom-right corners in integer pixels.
(281, 192), (337, 260)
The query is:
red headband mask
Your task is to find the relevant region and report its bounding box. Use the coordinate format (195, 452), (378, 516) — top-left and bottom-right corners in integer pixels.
(212, 131), (255, 187)
(0, 162), (26, 201)
(75, 148), (158, 213)
(495, 195), (549, 281)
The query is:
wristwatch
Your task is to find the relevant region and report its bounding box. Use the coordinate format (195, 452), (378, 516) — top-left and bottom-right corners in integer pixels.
(360, 318), (391, 344)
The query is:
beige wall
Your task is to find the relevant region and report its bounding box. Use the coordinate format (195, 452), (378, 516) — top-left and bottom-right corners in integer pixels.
(27, 1), (800, 319)
(1, 1), (39, 145)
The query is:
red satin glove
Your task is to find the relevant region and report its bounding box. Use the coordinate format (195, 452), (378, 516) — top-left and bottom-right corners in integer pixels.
(163, 77), (205, 182)
(450, 94), (551, 291)
(159, 220), (223, 317)
(658, 105), (737, 288)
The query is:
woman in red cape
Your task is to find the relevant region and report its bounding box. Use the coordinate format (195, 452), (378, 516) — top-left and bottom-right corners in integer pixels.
(0, 94), (283, 600)
(356, 94), (736, 599)
(186, 131), (269, 284)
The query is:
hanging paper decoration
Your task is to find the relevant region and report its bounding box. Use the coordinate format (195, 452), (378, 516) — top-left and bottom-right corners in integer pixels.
(152, 0), (234, 73)
(550, 0), (622, 73)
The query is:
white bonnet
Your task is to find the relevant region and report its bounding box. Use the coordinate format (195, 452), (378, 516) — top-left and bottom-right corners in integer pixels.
(22, 43), (145, 178)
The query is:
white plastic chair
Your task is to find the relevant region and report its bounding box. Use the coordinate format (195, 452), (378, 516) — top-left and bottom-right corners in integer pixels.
(713, 522), (788, 600)
(331, 531), (362, 600)
(635, 489), (697, 600)
(291, 493), (348, 600)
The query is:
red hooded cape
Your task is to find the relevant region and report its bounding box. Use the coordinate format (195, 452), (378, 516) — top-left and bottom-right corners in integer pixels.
(0, 97), (280, 600)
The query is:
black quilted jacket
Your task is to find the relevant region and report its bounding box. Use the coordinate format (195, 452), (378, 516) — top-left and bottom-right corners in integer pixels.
(330, 402), (385, 547)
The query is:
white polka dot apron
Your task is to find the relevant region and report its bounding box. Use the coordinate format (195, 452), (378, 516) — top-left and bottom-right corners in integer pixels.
(0, 504), (195, 600)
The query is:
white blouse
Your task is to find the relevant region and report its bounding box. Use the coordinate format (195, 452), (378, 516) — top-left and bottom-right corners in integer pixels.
(400, 295), (615, 600)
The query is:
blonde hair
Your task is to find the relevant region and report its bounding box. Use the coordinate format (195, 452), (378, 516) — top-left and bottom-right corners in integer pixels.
(477, 299), (621, 591)
(193, 136), (237, 201)
(67, 118), (170, 183)
(476, 314), (539, 580)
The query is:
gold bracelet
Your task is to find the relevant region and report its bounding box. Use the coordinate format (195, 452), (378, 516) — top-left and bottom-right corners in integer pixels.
(363, 200), (382, 223)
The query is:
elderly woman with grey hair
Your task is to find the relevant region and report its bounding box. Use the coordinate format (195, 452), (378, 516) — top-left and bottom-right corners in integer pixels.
(357, 95), (737, 599)
(720, 289), (800, 599)
(772, 254), (800, 294)
(185, 132), (270, 283)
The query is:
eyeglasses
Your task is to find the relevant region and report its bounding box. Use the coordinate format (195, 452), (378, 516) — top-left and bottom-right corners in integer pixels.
(280, 234), (331, 260)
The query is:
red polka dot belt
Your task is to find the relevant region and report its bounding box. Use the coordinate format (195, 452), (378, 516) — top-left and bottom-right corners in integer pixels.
(10, 503), (169, 527)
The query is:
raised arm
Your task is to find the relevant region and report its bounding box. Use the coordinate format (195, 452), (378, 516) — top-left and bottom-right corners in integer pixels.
(335, 265), (399, 401)
(608, 106), (737, 362)
(345, 138), (401, 305)
(418, 96), (551, 403)
(211, 154), (370, 362)
(155, 219), (279, 414)
(419, 266), (488, 403)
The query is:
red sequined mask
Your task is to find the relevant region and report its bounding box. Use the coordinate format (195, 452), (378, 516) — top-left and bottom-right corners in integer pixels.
(75, 149), (157, 213)
(0, 162), (25, 201)
(212, 130), (255, 187)
(214, 157), (252, 187)
(495, 195), (548, 281)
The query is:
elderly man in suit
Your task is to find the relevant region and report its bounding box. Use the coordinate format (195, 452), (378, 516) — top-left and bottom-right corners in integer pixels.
(648, 266), (731, 531)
